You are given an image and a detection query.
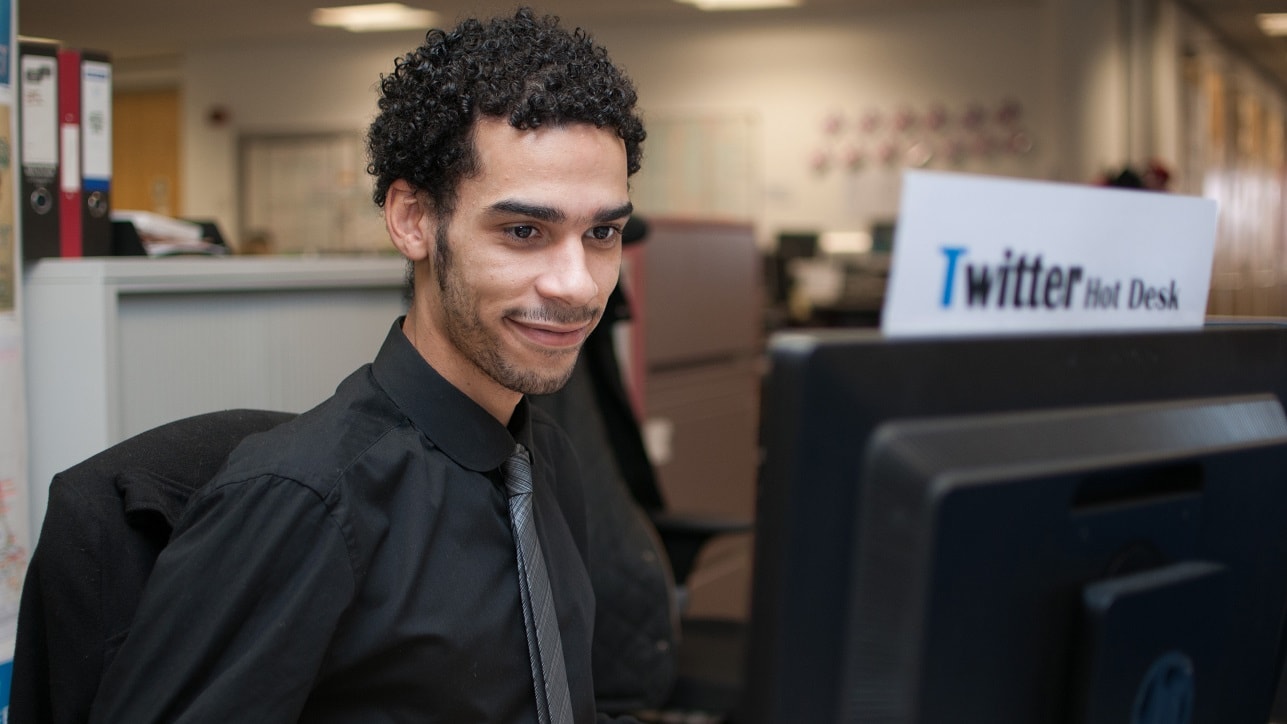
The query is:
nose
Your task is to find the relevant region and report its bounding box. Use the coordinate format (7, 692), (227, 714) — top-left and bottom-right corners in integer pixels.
(534, 236), (600, 307)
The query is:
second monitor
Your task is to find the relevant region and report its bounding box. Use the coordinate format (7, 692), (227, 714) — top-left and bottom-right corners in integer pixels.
(744, 325), (1287, 723)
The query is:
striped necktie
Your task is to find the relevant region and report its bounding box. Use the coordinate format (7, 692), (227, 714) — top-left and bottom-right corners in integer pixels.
(503, 444), (574, 724)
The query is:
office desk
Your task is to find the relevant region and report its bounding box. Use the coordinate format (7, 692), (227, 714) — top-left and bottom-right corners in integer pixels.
(23, 255), (407, 538)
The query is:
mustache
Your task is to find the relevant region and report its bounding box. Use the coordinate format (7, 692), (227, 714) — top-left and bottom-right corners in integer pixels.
(506, 305), (601, 326)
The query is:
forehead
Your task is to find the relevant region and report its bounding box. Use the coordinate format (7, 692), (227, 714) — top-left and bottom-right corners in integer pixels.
(462, 117), (629, 213)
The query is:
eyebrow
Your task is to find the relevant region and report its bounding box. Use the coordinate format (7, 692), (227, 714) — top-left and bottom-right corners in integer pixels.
(487, 200), (634, 224)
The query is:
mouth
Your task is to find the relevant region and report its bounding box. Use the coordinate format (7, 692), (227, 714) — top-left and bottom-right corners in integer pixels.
(505, 317), (593, 350)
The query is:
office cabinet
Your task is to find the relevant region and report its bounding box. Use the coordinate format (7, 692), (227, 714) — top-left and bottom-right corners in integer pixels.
(23, 255), (407, 537)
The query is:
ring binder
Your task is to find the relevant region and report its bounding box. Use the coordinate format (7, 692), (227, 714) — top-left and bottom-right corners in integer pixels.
(18, 41), (60, 261)
(53, 46), (112, 259)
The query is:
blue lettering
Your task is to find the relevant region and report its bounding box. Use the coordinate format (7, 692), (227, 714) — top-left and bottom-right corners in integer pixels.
(940, 246), (967, 308)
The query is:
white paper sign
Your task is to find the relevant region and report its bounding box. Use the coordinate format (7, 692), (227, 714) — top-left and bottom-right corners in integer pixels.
(881, 170), (1218, 338)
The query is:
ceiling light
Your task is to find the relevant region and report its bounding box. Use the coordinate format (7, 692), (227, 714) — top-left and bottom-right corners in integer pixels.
(311, 3), (438, 32)
(1257, 13), (1287, 36)
(675, 0), (801, 10)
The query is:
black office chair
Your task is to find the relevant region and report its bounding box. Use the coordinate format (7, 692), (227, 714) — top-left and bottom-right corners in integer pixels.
(10, 409), (295, 724)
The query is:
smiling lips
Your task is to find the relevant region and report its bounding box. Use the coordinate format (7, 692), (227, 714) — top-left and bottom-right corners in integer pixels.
(507, 317), (593, 349)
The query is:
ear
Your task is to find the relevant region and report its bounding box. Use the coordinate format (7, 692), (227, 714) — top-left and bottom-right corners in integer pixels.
(384, 180), (435, 262)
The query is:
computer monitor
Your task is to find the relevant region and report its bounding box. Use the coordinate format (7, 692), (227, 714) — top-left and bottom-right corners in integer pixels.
(869, 220), (896, 254)
(743, 325), (1287, 723)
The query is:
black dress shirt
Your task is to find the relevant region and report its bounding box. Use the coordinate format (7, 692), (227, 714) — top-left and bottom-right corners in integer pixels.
(89, 319), (614, 723)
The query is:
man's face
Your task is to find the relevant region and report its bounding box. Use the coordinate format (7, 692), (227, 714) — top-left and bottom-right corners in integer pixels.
(425, 117), (630, 398)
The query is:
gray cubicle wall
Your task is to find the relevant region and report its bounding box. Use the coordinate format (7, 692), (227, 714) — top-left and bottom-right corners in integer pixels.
(23, 256), (407, 540)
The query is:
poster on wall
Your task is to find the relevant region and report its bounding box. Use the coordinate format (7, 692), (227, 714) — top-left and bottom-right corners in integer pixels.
(0, 0), (8, 89)
(0, 103), (12, 314)
(0, 0), (26, 712)
(0, 335), (24, 664)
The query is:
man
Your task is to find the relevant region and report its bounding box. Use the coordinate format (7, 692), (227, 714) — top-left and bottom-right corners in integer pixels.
(89, 8), (646, 722)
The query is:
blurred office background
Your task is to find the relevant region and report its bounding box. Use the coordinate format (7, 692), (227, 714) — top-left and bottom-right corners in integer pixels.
(16, 0), (1287, 620)
(23, 0), (1287, 319)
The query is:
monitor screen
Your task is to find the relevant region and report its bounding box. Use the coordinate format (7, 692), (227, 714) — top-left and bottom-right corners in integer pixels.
(869, 220), (896, 254)
(743, 325), (1287, 724)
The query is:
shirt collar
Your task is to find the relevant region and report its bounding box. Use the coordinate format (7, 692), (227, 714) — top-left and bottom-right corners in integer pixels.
(371, 317), (533, 472)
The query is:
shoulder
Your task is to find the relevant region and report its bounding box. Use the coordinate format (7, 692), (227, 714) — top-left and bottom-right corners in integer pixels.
(218, 365), (414, 498)
(181, 368), (412, 584)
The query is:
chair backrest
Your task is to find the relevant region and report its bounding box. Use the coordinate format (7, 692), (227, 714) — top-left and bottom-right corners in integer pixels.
(10, 408), (294, 724)
(579, 284), (667, 512)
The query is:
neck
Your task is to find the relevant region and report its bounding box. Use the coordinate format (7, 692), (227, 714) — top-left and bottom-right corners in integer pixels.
(400, 308), (521, 425)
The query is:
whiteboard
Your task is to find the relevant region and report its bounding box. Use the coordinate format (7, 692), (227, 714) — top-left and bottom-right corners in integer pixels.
(240, 131), (388, 254)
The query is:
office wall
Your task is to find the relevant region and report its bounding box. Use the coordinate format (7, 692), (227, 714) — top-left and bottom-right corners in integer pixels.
(174, 2), (1141, 250)
(606, 6), (1051, 241)
(179, 35), (404, 251)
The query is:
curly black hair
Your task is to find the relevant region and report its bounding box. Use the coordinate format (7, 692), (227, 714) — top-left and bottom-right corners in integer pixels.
(366, 7), (646, 215)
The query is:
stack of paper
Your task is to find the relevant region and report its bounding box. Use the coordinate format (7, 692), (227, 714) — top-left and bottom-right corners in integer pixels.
(111, 210), (228, 256)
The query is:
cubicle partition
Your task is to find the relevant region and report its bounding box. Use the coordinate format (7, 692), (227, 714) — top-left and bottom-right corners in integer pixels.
(633, 218), (764, 620)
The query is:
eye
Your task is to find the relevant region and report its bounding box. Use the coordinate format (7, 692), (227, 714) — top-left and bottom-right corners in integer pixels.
(507, 225), (538, 240)
(588, 225), (620, 243)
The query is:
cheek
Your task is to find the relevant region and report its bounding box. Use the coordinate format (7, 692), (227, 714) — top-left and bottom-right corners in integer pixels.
(593, 252), (623, 299)
(471, 255), (533, 304)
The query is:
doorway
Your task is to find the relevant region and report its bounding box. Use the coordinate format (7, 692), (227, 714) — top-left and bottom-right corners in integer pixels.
(112, 88), (181, 217)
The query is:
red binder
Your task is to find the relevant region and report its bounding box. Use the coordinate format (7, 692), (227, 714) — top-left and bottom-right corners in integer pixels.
(56, 47), (112, 258)
(57, 47), (82, 258)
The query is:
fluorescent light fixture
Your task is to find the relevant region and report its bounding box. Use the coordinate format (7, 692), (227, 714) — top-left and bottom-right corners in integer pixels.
(311, 3), (438, 32)
(1257, 13), (1287, 36)
(675, 0), (801, 10)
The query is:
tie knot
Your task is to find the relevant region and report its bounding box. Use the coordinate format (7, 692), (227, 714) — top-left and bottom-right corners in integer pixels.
(502, 444), (534, 497)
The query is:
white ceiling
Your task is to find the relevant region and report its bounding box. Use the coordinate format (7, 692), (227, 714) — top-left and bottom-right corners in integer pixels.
(19, 0), (968, 58)
(17, 0), (1287, 92)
